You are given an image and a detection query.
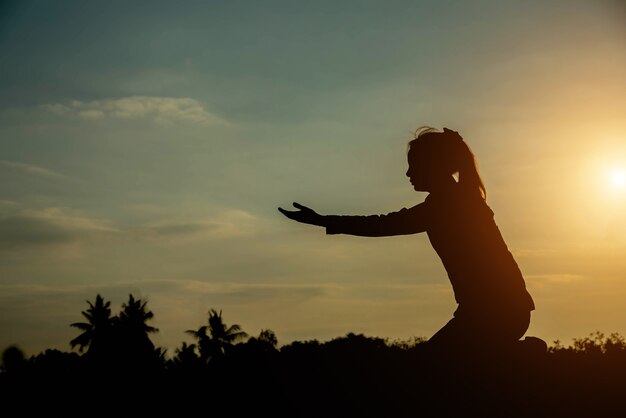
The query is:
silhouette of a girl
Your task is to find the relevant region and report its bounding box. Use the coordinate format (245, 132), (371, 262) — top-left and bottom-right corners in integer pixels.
(279, 127), (535, 354)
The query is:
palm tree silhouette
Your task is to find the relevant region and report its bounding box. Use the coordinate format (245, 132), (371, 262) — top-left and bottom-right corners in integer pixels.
(168, 342), (202, 371)
(118, 294), (159, 336)
(70, 294), (114, 355)
(186, 309), (248, 362)
(116, 294), (159, 365)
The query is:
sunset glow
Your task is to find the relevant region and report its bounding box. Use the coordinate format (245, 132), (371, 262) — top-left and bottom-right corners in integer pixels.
(1, 1), (625, 358)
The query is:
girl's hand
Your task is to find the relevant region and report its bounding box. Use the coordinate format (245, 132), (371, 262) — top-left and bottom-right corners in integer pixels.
(278, 202), (326, 227)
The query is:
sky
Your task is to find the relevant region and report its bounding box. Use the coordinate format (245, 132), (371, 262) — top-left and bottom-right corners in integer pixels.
(1, 0), (625, 357)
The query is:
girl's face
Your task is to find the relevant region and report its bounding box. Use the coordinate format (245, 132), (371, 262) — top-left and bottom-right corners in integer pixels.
(406, 149), (428, 192)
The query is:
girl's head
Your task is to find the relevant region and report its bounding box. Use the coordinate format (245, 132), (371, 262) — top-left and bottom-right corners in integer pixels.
(406, 127), (486, 199)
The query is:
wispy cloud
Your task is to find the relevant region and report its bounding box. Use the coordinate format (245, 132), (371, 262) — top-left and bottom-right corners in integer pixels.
(43, 96), (227, 126)
(0, 207), (259, 251)
(173, 280), (338, 302)
(0, 208), (118, 250)
(526, 274), (585, 283)
(1, 160), (73, 181)
(138, 210), (259, 241)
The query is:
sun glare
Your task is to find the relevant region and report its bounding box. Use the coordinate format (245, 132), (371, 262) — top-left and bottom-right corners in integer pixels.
(588, 144), (626, 203)
(609, 167), (626, 192)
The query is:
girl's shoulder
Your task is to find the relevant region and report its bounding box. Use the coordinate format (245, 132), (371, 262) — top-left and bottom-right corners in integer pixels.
(425, 186), (493, 218)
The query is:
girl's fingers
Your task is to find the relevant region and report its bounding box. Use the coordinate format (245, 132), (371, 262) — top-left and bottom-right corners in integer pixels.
(293, 202), (308, 210)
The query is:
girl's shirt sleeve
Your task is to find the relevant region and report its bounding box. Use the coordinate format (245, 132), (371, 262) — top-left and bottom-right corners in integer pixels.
(324, 203), (428, 237)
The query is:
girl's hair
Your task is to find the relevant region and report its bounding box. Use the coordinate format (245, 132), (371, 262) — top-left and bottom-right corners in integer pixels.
(408, 126), (486, 199)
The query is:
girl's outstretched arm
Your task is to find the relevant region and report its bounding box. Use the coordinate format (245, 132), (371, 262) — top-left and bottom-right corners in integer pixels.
(278, 202), (428, 237)
(278, 202), (327, 227)
(325, 204), (427, 237)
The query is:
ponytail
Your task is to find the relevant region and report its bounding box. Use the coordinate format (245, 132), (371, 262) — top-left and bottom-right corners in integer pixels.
(459, 142), (486, 199)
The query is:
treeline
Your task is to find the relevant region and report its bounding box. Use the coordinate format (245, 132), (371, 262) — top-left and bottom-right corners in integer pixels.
(1, 294), (625, 417)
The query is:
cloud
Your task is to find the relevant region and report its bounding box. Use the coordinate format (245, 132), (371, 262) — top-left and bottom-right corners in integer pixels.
(173, 281), (336, 303)
(526, 274), (584, 283)
(0, 160), (73, 181)
(0, 207), (259, 252)
(148, 222), (213, 236)
(0, 208), (118, 250)
(43, 96), (227, 125)
(138, 210), (259, 241)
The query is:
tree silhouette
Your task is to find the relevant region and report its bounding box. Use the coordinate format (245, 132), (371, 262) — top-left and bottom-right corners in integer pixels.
(173, 342), (198, 363)
(185, 324), (210, 361)
(258, 329), (278, 348)
(186, 308), (247, 362)
(118, 294), (158, 336)
(115, 294), (160, 369)
(3, 295), (626, 418)
(69, 294), (114, 356)
(1, 345), (26, 374)
(168, 342), (203, 373)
